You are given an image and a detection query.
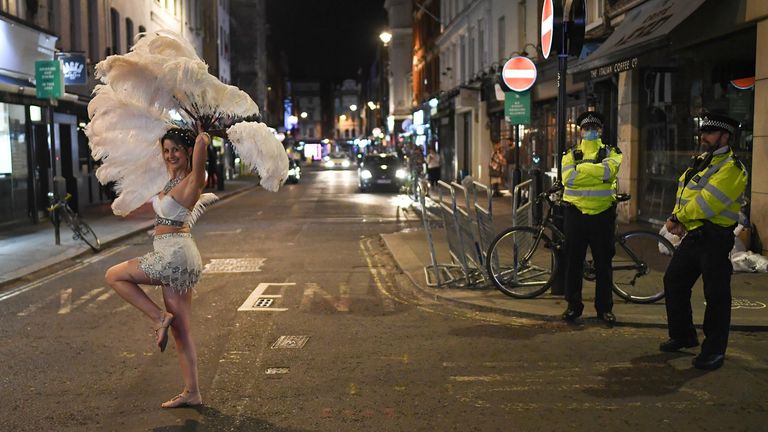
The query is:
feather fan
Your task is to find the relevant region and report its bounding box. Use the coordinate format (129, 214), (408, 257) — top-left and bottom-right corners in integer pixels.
(87, 30), (288, 217)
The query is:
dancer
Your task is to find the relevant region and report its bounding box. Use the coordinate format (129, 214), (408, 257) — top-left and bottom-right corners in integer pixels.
(105, 127), (211, 408)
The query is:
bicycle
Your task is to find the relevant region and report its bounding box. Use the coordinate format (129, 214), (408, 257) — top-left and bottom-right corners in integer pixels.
(485, 188), (675, 303)
(47, 192), (101, 252)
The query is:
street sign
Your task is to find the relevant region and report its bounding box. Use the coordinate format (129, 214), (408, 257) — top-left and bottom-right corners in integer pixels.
(505, 91), (531, 125)
(55, 52), (87, 85)
(541, 0), (554, 59)
(501, 56), (537, 92)
(34, 60), (63, 99)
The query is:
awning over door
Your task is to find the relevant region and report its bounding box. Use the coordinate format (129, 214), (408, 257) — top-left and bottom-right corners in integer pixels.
(570, 0), (706, 77)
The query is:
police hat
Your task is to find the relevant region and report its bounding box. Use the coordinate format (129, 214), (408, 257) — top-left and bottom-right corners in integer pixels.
(700, 112), (740, 134)
(576, 111), (605, 129)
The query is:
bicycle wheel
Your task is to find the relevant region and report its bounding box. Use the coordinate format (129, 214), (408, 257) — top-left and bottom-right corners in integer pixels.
(485, 226), (557, 298)
(70, 214), (101, 252)
(612, 230), (674, 303)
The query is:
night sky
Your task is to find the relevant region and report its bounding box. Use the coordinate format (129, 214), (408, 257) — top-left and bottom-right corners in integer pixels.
(266, 0), (388, 82)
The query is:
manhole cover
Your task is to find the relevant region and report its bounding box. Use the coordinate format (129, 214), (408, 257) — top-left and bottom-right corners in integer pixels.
(203, 258), (266, 273)
(271, 335), (310, 349)
(265, 367), (290, 375)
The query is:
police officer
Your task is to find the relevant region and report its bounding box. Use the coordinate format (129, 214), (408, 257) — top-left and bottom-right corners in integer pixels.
(660, 112), (748, 371)
(560, 111), (623, 324)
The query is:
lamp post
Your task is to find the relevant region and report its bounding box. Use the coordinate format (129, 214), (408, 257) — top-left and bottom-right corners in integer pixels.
(379, 31), (392, 149)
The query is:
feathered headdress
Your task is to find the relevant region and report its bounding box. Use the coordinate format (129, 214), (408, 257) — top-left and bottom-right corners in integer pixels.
(86, 30), (288, 216)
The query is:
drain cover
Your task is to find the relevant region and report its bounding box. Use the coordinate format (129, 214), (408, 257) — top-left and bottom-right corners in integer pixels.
(271, 335), (310, 349)
(203, 258), (266, 273)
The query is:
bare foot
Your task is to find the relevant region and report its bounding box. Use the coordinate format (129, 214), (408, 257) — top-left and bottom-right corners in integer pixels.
(154, 312), (175, 352)
(161, 390), (203, 408)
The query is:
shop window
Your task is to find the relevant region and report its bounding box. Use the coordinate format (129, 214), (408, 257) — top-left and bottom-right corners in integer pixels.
(125, 18), (134, 49)
(0, 103), (29, 223)
(497, 16), (505, 62)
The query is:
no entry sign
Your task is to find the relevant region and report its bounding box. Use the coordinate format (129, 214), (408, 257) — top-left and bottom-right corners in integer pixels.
(541, 0), (554, 59)
(501, 56), (537, 92)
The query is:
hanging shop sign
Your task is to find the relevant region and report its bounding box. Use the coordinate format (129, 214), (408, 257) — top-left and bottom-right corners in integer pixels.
(504, 91), (531, 125)
(55, 52), (87, 85)
(34, 60), (64, 99)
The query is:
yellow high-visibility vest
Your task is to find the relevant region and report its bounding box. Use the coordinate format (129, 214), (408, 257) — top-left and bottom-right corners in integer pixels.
(561, 138), (623, 215)
(673, 147), (748, 231)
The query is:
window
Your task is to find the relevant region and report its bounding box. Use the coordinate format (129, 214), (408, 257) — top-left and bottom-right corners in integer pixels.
(518, 1), (527, 50)
(460, 35), (466, 83)
(478, 19), (485, 70)
(138, 25), (146, 34)
(498, 16), (505, 61)
(69, 0), (81, 51)
(125, 18), (134, 50)
(110, 8), (120, 54)
(586, 0), (604, 29)
(0, 103), (29, 223)
(468, 29), (475, 77)
(88, 0), (99, 60)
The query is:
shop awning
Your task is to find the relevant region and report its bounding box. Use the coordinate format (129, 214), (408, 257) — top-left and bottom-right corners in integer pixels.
(570, 0), (706, 77)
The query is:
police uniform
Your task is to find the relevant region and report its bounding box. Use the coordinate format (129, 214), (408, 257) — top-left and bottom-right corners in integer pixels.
(560, 111), (623, 323)
(661, 113), (748, 370)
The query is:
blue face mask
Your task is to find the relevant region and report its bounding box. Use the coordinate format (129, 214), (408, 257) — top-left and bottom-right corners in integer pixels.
(583, 130), (600, 141)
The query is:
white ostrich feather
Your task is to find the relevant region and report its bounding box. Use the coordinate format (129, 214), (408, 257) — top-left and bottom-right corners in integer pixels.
(88, 30), (286, 217)
(226, 122), (289, 192)
(187, 193), (219, 228)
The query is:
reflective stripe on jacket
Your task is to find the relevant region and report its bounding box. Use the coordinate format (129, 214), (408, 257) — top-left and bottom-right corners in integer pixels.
(673, 147), (748, 231)
(561, 138), (623, 215)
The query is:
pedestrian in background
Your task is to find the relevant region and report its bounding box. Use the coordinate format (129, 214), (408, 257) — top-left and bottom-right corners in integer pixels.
(426, 147), (441, 188)
(660, 112), (748, 371)
(489, 141), (506, 197)
(560, 111), (623, 324)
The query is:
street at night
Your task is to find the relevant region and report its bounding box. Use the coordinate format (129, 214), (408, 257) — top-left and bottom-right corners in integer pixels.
(1, 169), (767, 431)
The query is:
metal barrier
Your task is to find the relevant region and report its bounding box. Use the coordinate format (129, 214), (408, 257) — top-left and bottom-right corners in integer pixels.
(472, 182), (495, 266)
(418, 180), (458, 287)
(512, 179), (533, 228)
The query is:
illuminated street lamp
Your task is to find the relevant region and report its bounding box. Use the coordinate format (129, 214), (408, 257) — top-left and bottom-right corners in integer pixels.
(367, 101), (377, 110)
(349, 104), (357, 112)
(288, 115), (298, 125)
(340, 114), (347, 121)
(379, 31), (392, 46)
(300, 111), (308, 119)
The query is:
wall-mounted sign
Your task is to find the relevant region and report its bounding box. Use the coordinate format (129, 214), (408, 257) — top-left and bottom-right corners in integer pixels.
(55, 52), (87, 85)
(589, 57), (639, 79)
(34, 60), (63, 99)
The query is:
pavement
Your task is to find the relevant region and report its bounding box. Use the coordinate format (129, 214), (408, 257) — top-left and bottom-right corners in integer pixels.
(0, 176), (259, 289)
(381, 188), (768, 330)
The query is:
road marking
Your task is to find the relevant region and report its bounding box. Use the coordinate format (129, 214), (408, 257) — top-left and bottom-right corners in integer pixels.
(58, 288), (73, 314)
(205, 228), (243, 236)
(0, 245), (129, 303)
(238, 282), (295, 311)
(59, 287), (106, 314)
(203, 258), (266, 273)
(299, 282), (350, 312)
(88, 289), (115, 308)
(359, 239), (395, 312)
(16, 290), (60, 316)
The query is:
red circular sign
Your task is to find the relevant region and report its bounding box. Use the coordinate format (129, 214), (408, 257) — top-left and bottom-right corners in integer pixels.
(541, 0), (554, 59)
(501, 56), (537, 92)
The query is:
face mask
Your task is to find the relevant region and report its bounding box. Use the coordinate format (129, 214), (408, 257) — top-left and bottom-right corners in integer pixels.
(583, 130), (600, 141)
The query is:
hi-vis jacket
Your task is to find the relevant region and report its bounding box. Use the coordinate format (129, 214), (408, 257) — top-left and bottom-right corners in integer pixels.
(561, 138), (623, 215)
(672, 146), (748, 231)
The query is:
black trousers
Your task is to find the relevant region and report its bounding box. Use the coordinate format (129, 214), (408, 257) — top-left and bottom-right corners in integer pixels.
(663, 224), (734, 355)
(563, 204), (616, 313)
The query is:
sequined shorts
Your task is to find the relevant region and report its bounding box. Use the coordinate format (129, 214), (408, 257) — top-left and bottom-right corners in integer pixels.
(138, 233), (202, 293)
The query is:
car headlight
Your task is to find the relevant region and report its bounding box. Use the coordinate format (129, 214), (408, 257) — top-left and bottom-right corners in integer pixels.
(395, 169), (408, 179)
(341, 160), (351, 168)
(324, 161), (335, 168)
(288, 168), (296, 175)
(360, 169), (373, 180)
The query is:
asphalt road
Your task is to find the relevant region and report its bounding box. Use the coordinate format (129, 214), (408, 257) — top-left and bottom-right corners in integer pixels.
(1, 168), (767, 431)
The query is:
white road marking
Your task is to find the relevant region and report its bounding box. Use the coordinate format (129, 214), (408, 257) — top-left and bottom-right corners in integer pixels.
(16, 291), (60, 316)
(0, 245), (129, 303)
(60, 287), (106, 314)
(360, 239), (395, 312)
(58, 288), (73, 315)
(205, 228), (243, 236)
(299, 282), (350, 312)
(203, 258), (266, 273)
(88, 289), (115, 308)
(237, 282), (295, 311)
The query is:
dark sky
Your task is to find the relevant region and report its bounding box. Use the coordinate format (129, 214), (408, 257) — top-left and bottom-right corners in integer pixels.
(266, 0), (388, 82)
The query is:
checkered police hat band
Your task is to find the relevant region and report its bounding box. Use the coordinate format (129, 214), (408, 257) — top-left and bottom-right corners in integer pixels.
(701, 119), (735, 134)
(579, 115), (602, 128)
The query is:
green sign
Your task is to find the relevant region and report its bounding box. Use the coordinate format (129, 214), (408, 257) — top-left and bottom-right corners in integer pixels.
(35, 60), (64, 99)
(504, 91), (531, 125)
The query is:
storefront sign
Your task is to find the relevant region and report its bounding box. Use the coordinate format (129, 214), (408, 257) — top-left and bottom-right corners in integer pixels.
(504, 91), (530, 125)
(589, 57), (639, 79)
(34, 60), (64, 99)
(55, 52), (87, 85)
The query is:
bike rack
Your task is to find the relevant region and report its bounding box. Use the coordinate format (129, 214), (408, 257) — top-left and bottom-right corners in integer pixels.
(451, 181), (486, 287)
(417, 180), (457, 288)
(512, 179), (534, 228)
(472, 182), (495, 266)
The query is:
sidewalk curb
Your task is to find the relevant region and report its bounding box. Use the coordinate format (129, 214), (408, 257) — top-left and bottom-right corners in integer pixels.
(0, 183), (258, 291)
(379, 232), (768, 332)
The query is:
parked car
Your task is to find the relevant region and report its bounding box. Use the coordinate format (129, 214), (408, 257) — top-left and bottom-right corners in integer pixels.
(323, 152), (353, 169)
(358, 153), (408, 192)
(286, 159), (301, 184)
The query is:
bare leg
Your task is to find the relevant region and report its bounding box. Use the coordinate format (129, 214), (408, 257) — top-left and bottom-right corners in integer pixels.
(105, 259), (165, 323)
(161, 286), (202, 408)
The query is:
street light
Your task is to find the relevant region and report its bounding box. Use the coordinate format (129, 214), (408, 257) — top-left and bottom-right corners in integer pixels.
(340, 114), (347, 121)
(349, 104), (357, 112)
(379, 31), (392, 46)
(367, 101), (377, 110)
(300, 111), (308, 119)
